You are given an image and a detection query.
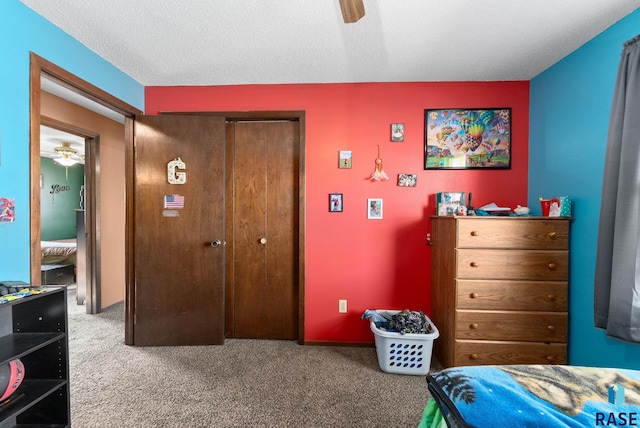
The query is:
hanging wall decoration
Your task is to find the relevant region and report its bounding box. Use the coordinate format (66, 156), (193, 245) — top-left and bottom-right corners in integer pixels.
(167, 157), (187, 184)
(370, 145), (389, 181)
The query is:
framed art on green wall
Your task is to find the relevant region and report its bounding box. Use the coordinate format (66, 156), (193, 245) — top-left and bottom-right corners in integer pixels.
(424, 108), (511, 170)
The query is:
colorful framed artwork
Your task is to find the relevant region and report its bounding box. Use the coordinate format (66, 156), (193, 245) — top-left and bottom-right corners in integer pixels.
(391, 123), (404, 142)
(0, 197), (15, 222)
(397, 173), (417, 187)
(339, 150), (352, 169)
(367, 198), (383, 219)
(424, 108), (511, 169)
(329, 193), (343, 212)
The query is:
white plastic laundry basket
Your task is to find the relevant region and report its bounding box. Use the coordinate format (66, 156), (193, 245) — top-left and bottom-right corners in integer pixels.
(370, 310), (439, 376)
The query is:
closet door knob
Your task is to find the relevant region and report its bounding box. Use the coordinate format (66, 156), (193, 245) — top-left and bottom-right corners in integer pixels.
(259, 237), (267, 245)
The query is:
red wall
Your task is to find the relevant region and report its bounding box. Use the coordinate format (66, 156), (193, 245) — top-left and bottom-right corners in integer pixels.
(145, 81), (530, 343)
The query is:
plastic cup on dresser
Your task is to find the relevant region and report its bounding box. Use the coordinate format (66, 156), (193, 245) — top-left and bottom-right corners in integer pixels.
(540, 199), (551, 216)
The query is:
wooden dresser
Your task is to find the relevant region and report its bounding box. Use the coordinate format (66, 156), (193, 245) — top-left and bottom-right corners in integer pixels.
(430, 216), (570, 367)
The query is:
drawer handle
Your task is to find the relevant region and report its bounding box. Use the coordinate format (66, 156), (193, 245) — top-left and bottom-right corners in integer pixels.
(470, 231), (479, 237)
(547, 294), (556, 301)
(547, 325), (555, 332)
(546, 355), (555, 363)
(470, 353), (479, 360)
(470, 292), (478, 299)
(470, 323), (478, 329)
(547, 263), (557, 270)
(470, 262), (479, 268)
(547, 231), (557, 240)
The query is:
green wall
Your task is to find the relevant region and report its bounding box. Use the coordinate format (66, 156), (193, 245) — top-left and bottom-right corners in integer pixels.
(40, 157), (84, 240)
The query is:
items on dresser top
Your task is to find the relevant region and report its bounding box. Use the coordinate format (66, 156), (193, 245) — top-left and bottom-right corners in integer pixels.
(430, 216), (570, 367)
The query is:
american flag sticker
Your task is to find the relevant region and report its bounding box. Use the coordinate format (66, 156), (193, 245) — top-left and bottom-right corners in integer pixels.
(164, 194), (185, 209)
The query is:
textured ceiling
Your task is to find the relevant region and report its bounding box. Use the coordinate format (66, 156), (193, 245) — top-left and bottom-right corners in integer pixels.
(20, 0), (640, 86)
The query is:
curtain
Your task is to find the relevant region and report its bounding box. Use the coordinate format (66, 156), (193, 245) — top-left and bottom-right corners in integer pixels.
(594, 34), (640, 343)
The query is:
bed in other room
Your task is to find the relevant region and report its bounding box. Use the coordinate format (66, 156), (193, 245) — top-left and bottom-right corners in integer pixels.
(41, 239), (77, 267)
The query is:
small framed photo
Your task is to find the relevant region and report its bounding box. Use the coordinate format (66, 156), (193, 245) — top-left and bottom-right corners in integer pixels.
(391, 123), (404, 142)
(339, 150), (352, 169)
(397, 173), (417, 187)
(329, 193), (343, 212)
(367, 198), (383, 219)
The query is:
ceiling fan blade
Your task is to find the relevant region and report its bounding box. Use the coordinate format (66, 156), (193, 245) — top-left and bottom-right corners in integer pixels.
(339, 0), (365, 23)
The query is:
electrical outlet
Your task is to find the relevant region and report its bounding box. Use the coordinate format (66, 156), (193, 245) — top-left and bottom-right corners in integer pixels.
(338, 299), (347, 313)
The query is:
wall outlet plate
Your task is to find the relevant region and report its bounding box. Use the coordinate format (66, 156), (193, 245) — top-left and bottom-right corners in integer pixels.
(338, 299), (347, 313)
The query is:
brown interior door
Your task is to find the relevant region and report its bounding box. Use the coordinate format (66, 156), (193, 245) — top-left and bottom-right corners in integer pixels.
(131, 115), (226, 346)
(226, 120), (299, 339)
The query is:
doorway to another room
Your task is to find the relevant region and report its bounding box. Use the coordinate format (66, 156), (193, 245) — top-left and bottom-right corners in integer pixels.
(30, 53), (136, 314)
(39, 125), (88, 306)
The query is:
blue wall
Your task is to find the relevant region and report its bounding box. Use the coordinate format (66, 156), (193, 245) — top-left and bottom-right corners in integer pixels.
(0, 0), (143, 281)
(529, 9), (640, 369)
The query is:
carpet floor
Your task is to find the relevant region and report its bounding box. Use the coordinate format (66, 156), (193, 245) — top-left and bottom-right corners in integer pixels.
(66, 286), (440, 427)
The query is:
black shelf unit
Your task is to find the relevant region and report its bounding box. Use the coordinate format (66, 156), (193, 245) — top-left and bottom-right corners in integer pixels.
(0, 287), (70, 428)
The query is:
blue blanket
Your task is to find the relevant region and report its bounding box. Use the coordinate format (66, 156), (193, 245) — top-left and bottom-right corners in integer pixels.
(424, 365), (640, 427)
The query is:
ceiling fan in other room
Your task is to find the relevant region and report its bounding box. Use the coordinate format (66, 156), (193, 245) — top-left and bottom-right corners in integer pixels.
(53, 141), (84, 179)
(339, 0), (365, 23)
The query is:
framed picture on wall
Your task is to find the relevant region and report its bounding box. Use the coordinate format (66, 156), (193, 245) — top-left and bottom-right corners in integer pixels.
(397, 173), (417, 187)
(339, 150), (352, 169)
(391, 123), (404, 142)
(329, 193), (343, 212)
(424, 108), (511, 170)
(367, 198), (383, 219)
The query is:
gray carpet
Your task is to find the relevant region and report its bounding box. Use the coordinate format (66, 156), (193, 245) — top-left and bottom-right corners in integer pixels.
(66, 286), (439, 427)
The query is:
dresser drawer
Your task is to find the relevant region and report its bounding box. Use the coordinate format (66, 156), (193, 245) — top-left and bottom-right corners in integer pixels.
(456, 249), (568, 280)
(454, 340), (567, 366)
(41, 264), (75, 285)
(456, 310), (567, 342)
(457, 280), (568, 311)
(457, 218), (569, 250)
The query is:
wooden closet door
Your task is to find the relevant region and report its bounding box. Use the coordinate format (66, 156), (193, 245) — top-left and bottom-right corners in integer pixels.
(227, 120), (299, 339)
